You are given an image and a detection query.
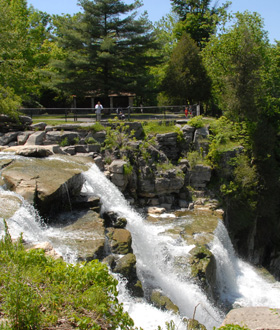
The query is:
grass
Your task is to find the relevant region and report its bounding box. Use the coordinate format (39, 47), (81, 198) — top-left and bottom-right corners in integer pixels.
(0, 221), (135, 330)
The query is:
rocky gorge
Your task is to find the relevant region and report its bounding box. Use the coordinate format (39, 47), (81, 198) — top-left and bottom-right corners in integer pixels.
(0, 114), (280, 329)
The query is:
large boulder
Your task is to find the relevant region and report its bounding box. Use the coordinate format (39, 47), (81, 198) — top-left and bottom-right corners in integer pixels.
(1, 156), (93, 216)
(221, 307), (280, 330)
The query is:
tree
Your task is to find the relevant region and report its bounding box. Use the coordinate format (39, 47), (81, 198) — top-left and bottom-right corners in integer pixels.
(171, 0), (231, 48)
(0, 0), (52, 111)
(51, 0), (161, 100)
(202, 11), (270, 122)
(161, 32), (211, 105)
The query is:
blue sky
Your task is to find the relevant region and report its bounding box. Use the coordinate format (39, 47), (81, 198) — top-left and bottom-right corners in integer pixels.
(27, 0), (279, 43)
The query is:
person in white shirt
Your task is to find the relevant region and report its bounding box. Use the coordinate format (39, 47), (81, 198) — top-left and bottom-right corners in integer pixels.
(95, 101), (103, 121)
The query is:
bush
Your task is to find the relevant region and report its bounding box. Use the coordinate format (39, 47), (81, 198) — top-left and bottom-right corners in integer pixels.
(0, 221), (135, 330)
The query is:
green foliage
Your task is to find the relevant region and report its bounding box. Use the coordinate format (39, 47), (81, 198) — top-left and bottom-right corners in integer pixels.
(187, 150), (205, 169)
(0, 0), (52, 107)
(51, 0), (161, 99)
(84, 122), (105, 133)
(142, 121), (180, 136)
(171, 0), (231, 48)
(216, 325), (250, 330)
(73, 136), (80, 145)
(0, 222), (135, 330)
(85, 137), (98, 145)
(188, 115), (205, 129)
(202, 11), (270, 122)
(123, 162), (134, 177)
(102, 123), (133, 151)
(206, 116), (250, 167)
(161, 33), (211, 105)
(59, 137), (69, 147)
(0, 86), (21, 118)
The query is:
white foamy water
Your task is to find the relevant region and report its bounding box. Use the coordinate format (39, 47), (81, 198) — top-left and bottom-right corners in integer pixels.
(210, 221), (280, 308)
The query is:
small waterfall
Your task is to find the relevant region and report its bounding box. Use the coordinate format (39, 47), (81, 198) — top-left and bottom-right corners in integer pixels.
(210, 220), (280, 308)
(62, 183), (73, 212)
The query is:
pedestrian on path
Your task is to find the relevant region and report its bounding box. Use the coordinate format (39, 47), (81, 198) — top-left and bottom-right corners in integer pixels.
(95, 101), (103, 121)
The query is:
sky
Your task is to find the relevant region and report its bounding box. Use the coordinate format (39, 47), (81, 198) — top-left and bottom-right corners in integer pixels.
(26, 0), (279, 43)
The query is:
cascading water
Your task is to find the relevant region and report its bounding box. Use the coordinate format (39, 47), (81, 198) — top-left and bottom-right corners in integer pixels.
(1, 157), (280, 329)
(82, 165), (224, 329)
(210, 221), (280, 308)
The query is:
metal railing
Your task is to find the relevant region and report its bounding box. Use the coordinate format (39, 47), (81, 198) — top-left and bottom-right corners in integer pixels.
(19, 105), (189, 122)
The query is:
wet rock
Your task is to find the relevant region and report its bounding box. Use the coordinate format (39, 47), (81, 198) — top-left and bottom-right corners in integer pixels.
(0, 193), (22, 219)
(72, 194), (100, 212)
(103, 211), (127, 228)
(0, 132), (19, 145)
(3, 145), (65, 157)
(1, 156), (92, 216)
(106, 228), (132, 254)
(55, 210), (106, 261)
(150, 289), (179, 313)
(188, 245), (216, 297)
(113, 253), (144, 297)
(184, 318), (206, 330)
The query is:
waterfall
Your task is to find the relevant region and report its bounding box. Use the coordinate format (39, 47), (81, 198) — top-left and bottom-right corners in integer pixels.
(210, 221), (280, 308)
(1, 159), (280, 330)
(82, 164), (224, 329)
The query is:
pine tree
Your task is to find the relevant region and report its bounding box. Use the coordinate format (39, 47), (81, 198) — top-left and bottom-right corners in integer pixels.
(51, 0), (160, 99)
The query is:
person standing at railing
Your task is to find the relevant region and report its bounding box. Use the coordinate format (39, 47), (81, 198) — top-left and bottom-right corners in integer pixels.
(95, 101), (103, 121)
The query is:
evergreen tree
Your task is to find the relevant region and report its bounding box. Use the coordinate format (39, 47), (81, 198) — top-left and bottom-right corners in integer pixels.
(51, 0), (160, 99)
(161, 32), (211, 105)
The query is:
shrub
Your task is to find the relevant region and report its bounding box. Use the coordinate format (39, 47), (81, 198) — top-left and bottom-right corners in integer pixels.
(0, 221), (136, 330)
(59, 137), (69, 147)
(188, 115), (205, 128)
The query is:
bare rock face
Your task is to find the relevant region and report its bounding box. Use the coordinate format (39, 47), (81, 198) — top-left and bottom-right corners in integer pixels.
(1, 156), (93, 216)
(221, 307), (280, 330)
